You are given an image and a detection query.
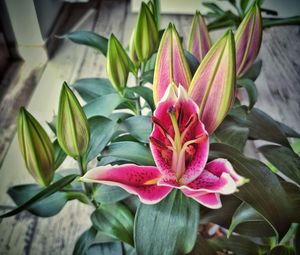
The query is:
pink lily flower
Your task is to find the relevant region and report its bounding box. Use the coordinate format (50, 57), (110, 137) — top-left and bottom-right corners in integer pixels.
(81, 85), (245, 209)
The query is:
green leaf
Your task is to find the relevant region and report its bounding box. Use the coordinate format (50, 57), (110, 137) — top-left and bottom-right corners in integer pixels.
(209, 235), (265, 255)
(102, 141), (155, 166)
(228, 202), (275, 237)
(91, 203), (134, 246)
(189, 235), (216, 255)
(83, 94), (124, 118)
(184, 50), (199, 76)
(93, 185), (130, 204)
(8, 184), (68, 217)
(200, 195), (241, 228)
(73, 227), (98, 255)
(263, 16), (300, 28)
(276, 121), (300, 138)
(240, 0), (250, 13)
(203, 2), (225, 14)
(53, 139), (67, 170)
(295, 225), (300, 254)
(259, 145), (300, 186)
(1, 174), (78, 218)
(144, 53), (156, 72)
(141, 70), (154, 84)
(269, 245), (296, 255)
(237, 78), (257, 110)
(122, 116), (152, 143)
(242, 59), (262, 81)
(64, 30), (108, 56)
(85, 116), (116, 162)
(210, 143), (292, 239)
(87, 242), (123, 255)
(215, 117), (249, 152)
(231, 107), (291, 148)
(73, 78), (116, 102)
(125, 87), (155, 112)
(134, 190), (199, 255)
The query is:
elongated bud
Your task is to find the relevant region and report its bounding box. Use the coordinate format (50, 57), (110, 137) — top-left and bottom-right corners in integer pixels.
(153, 23), (191, 104)
(235, 4), (262, 77)
(188, 11), (212, 63)
(133, 2), (159, 62)
(188, 30), (236, 134)
(147, 1), (154, 14)
(57, 82), (90, 158)
(17, 107), (54, 186)
(107, 34), (136, 93)
(129, 29), (140, 67)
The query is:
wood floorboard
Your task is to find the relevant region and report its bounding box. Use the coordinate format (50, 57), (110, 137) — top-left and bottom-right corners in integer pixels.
(0, 0), (299, 253)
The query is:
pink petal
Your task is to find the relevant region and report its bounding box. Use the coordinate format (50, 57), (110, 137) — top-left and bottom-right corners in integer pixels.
(153, 24), (191, 104)
(188, 30), (236, 134)
(188, 11), (211, 63)
(81, 164), (172, 204)
(183, 191), (222, 209)
(236, 4), (262, 77)
(205, 158), (245, 186)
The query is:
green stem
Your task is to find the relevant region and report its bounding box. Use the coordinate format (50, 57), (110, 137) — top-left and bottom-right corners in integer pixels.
(135, 62), (145, 115)
(77, 156), (98, 208)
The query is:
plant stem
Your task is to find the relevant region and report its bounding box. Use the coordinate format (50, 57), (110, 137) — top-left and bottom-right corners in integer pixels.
(77, 156), (98, 208)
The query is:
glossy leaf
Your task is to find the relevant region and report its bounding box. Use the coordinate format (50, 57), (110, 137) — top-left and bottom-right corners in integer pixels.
(57, 82), (90, 158)
(210, 143), (292, 239)
(83, 94), (124, 118)
(87, 242), (123, 255)
(259, 145), (300, 186)
(237, 78), (257, 110)
(64, 30), (108, 56)
(101, 141), (155, 166)
(235, 4), (262, 77)
(184, 50), (200, 76)
(215, 117), (249, 152)
(242, 59), (262, 81)
(85, 116), (116, 162)
(263, 16), (300, 28)
(228, 202), (275, 237)
(188, 11), (211, 63)
(93, 185), (130, 204)
(189, 235), (216, 255)
(8, 184), (68, 217)
(73, 227), (98, 255)
(269, 245), (296, 255)
(0, 174), (78, 218)
(134, 190), (199, 255)
(73, 78), (116, 102)
(125, 87), (155, 112)
(53, 139), (67, 170)
(153, 24), (191, 104)
(91, 203), (134, 246)
(122, 116), (152, 143)
(189, 30), (236, 134)
(209, 235), (264, 255)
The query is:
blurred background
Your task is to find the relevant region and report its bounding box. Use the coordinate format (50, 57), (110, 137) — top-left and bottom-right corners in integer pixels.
(0, 0), (299, 253)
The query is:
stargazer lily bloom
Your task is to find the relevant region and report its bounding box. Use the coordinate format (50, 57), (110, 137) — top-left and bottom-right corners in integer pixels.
(82, 85), (246, 209)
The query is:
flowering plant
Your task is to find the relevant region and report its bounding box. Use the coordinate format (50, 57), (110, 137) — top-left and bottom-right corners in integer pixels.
(1, 1), (300, 254)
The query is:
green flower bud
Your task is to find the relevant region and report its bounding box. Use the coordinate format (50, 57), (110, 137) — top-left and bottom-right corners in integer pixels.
(147, 1), (155, 14)
(133, 2), (159, 62)
(107, 34), (136, 94)
(17, 107), (54, 186)
(57, 82), (90, 158)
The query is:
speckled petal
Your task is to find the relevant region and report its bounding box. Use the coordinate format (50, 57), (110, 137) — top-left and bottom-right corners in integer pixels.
(182, 191), (222, 209)
(81, 164), (172, 204)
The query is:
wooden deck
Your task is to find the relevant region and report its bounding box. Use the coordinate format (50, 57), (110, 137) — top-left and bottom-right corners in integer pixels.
(0, 0), (299, 254)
